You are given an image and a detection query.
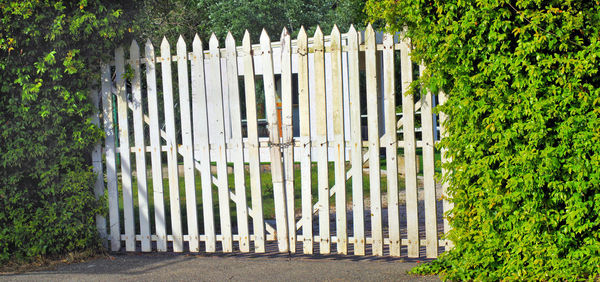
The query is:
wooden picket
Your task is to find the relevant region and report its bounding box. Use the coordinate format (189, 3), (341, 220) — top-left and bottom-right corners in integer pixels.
(297, 27), (313, 254)
(144, 39), (168, 252)
(347, 25), (365, 255)
(115, 47), (136, 252)
(261, 30), (289, 253)
(100, 64), (120, 252)
(160, 38), (184, 252)
(191, 34), (217, 252)
(280, 28), (296, 253)
(90, 89), (106, 248)
(130, 40), (151, 252)
(94, 25), (451, 259)
(365, 25), (383, 256)
(226, 32), (251, 253)
(383, 32), (400, 257)
(208, 34), (233, 252)
(242, 31), (266, 253)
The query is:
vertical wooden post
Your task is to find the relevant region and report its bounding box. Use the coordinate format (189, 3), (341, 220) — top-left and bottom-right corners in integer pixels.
(191, 34), (217, 252)
(280, 28), (296, 253)
(401, 37), (420, 258)
(176, 36), (200, 252)
(145, 40), (167, 252)
(420, 64), (439, 258)
(207, 34), (233, 252)
(313, 26), (330, 254)
(90, 88), (107, 248)
(130, 40), (151, 252)
(226, 32), (251, 253)
(330, 25), (347, 255)
(160, 37), (184, 252)
(365, 24), (383, 256)
(261, 29), (289, 253)
(383, 33), (400, 256)
(101, 64), (120, 251)
(242, 31), (266, 253)
(115, 47), (136, 252)
(347, 25), (365, 255)
(297, 27), (313, 254)
(438, 90), (453, 251)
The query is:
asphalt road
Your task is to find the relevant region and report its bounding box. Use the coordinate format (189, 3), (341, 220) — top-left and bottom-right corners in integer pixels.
(2, 253), (439, 281)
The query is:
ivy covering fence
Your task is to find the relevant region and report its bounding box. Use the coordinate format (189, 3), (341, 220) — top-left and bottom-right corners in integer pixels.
(367, 0), (600, 280)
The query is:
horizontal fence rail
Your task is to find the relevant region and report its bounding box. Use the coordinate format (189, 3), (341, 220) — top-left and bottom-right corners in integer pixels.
(91, 24), (451, 258)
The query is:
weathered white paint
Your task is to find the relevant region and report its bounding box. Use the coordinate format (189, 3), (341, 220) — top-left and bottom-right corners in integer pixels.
(130, 40), (151, 252)
(261, 29), (289, 253)
(242, 31), (266, 253)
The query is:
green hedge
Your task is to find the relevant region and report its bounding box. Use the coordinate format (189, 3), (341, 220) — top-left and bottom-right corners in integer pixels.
(0, 0), (132, 262)
(367, 0), (600, 280)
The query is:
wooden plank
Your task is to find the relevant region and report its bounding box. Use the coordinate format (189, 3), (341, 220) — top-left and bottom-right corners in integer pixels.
(383, 33), (400, 257)
(176, 36), (199, 252)
(330, 25), (347, 255)
(347, 25), (365, 255)
(90, 89), (107, 248)
(101, 64), (120, 251)
(260, 29), (289, 252)
(313, 26), (330, 254)
(280, 28), (296, 253)
(130, 40), (151, 252)
(438, 90), (453, 251)
(420, 64), (438, 258)
(191, 34), (217, 252)
(400, 38), (420, 258)
(365, 25), (383, 256)
(144, 39), (167, 252)
(226, 32), (250, 253)
(297, 27), (313, 255)
(208, 34), (233, 252)
(160, 37), (184, 252)
(242, 31), (266, 253)
(115, 47), (136, 251)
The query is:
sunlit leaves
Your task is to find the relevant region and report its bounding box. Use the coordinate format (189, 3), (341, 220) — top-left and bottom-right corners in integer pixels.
(368, 0), (600, 279)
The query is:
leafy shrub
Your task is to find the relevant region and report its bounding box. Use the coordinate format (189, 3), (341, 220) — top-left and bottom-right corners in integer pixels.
(0, 0), (131, 262)
(367, 0), (600, 280)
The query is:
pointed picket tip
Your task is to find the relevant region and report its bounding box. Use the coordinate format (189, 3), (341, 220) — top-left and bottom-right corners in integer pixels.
(130, 39), (140, 54)
(145, 38), (154, 50)
(226, 31), (235, 44)
(260, 29), (270, 43)
(366, 23), (375, 34)
(193, 33), (203, 50)
(209, 33), (219, 47)
(383, 31), (394, 44)
(314, 25), (323, 38)
(115, 46), (124, 57)
(331, 24), (340, 36)
(242, 30), (251, 47)
(161, 36), (170, 49)
(177, 35), (186, 45)
(297, 26), (307, 40)
(280, 27), (290, 39)
(145, 39), (155, 58)
(348, 24), (356, 34)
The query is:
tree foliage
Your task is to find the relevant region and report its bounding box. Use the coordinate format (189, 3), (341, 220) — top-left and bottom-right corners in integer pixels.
(133, 0), (367, 45)
(0, 0), (132, 262)
(367, 0), (600, 279)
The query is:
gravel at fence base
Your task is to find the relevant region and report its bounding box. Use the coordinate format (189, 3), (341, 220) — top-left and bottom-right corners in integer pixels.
(1, 253), (439, 281)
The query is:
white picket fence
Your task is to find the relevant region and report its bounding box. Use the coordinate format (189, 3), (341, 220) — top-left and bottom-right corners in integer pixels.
(91, 24), (452, 258)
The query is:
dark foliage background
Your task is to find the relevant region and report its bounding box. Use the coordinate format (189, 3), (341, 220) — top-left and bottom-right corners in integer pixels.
(1, 0), (367, 263)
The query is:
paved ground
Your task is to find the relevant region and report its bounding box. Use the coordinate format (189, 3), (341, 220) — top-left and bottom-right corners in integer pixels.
(1, 253), (439, 281)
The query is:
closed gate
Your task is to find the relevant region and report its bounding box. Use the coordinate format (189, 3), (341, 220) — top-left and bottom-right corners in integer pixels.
(90, 24), (451, 258)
